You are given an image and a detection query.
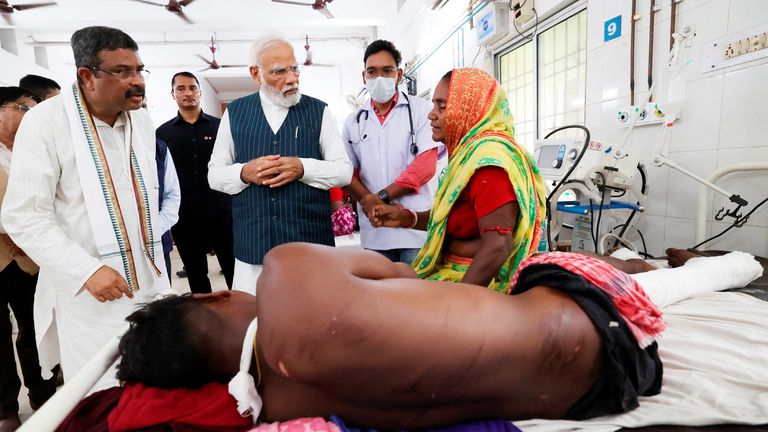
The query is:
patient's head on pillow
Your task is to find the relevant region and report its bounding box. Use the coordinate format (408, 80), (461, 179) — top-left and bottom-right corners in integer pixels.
(116, 293), (223, 388)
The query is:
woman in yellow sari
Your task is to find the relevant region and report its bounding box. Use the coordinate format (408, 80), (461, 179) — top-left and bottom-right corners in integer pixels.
(372, 68), (547, 291)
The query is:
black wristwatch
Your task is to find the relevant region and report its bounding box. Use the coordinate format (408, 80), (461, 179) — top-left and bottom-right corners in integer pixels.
(377, 189), (391, 204)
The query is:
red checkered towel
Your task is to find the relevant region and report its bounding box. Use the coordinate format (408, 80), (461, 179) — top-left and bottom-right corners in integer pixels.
(511, 252), (666, 348)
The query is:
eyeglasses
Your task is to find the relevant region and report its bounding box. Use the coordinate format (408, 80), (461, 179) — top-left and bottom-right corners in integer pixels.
(365, 66), (398, 78)
(87, 66), (151, 80)
(257, 64), (301, 78)
(1, 103), (32, 113)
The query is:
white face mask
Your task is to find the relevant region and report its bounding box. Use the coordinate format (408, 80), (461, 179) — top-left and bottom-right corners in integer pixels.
(366, 76), (398, 104)
(228, 317), (262, 424)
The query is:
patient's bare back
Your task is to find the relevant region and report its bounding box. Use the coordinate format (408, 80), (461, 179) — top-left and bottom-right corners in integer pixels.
(255, 243), (602, 429)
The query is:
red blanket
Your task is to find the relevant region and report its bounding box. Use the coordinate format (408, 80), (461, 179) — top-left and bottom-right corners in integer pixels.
(108, 382), (251, 431)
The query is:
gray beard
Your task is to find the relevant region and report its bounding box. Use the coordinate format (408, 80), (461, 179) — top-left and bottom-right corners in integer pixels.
(261, 82), (301, 108)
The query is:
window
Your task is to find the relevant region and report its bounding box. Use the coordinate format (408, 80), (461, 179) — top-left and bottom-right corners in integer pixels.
(499, 42), (535, 151)
(497, 8), (587, 151)
(538, 10), (588, 139)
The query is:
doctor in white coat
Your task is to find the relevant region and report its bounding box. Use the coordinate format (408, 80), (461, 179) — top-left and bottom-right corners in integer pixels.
(342, 40), (444, 264)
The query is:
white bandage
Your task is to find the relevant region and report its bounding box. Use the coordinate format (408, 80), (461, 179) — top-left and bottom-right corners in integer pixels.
(228, 317), (262, 424)
(609, 247), (645, 261)
(630, 251), (763, 309)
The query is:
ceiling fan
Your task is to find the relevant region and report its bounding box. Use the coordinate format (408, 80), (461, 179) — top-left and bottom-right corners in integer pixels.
(125, 0), (196, 24)
(271, 0), (333, 19)
(0, 0), (57, 24)
(303, 35), (334, 68)
(197, 36), (247, 71)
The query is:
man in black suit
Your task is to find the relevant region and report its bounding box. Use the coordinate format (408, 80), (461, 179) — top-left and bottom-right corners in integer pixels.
(156, 72), (234, 293)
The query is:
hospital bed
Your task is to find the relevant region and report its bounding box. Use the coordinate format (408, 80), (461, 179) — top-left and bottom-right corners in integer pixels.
(17, 261), (768, 432)
(524, 160), (768, 431)
(18, 163), (768, 431)
(519, 274), (768, 432)
(695, 161), (768, 247)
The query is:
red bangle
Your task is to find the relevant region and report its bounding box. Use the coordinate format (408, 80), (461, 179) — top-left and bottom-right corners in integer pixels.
(480, 226), (514, 235)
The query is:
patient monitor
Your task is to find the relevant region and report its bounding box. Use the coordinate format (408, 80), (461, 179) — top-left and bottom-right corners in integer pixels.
(535, 138), (640, 190)
(535, 138), (590, 180)
(535, 137), (647, 253)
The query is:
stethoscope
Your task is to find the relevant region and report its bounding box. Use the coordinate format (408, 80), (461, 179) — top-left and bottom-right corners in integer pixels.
(351, 91), (418, 156)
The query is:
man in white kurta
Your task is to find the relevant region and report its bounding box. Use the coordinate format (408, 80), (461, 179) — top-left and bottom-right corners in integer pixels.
(208, 36), (352, 295)
(1, 26), (169, 392)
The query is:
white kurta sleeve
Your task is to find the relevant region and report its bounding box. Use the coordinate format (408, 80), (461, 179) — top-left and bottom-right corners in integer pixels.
(156, 149), (180, 235)
(342, 114), (361, 170)
(208, 110), (250, 195)
(298, 107), (353, 190)
(2, 118), (103, 293)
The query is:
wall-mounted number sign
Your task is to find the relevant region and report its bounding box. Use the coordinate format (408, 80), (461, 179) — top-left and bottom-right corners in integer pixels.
(604, 15), (622, 42)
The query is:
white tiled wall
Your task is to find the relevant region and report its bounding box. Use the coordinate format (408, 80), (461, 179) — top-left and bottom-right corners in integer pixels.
(714, 147), (768, 228)
(719, 62), (768, 150)
(584, 0), (768, 255)
(637, 153), (669, 218)
(708, 222), (768, 256)
(668, 75), (723, 152)
(637, 214), (667, 256)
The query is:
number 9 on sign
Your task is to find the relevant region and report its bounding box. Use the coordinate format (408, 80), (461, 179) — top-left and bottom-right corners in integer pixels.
(604, 15), (622, 42)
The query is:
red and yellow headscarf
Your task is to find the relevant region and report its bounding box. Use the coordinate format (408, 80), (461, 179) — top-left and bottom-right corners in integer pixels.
(442, 68), (515, 157)
(412, 68), (548, 292)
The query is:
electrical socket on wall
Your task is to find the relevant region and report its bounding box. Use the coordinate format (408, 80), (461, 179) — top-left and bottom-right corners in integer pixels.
(724, 31), (767, 59)
(703, 24), (768, 73)
(617, 102), (671, 128)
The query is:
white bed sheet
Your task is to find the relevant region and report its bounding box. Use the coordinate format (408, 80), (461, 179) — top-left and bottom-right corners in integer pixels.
(517, 291), (768, 432)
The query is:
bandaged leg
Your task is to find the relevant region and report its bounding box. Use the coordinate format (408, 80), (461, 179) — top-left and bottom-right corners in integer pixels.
(629, 251), (763, 308)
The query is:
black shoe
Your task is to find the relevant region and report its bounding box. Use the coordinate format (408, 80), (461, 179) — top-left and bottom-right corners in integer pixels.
(29, 386), (56, 410)
(29, 394), (49, 411)
(29, 370), (58, 411)
(176, 268), (187, 278)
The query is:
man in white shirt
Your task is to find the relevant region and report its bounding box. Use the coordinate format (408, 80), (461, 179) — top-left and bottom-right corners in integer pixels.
(343, 40), (443, 264)
(1, 26), (170, 391)
(208, 35), (352, 295)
